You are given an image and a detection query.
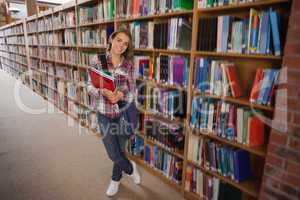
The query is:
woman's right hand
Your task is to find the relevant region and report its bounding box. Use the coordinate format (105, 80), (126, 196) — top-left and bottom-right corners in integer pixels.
(101, 89), (123, 104)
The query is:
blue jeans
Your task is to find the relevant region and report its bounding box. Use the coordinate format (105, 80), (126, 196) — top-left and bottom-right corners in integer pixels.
(97, 112), (133, 181)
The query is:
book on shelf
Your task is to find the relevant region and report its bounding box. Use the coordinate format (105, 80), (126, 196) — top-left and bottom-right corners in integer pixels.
(116, 0), (193, 18)
(193, 58), (241, 98)
(144, 116), (185, 151)
(128, 135), (144, 157)
(144, 143), (183, 184)
(148, 88), (187, 119)
(185, 165), (243, 199)
(190, 97), (266, 147)
(197, 8), (283, 56)
(153, 17), (192, 50)
(249, 68), (279, 106)
(77, 0), (115, 24)
(202, 140), (252, 182)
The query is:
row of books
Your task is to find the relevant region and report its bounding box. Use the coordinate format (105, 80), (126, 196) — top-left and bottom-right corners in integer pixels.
(185, 165), (242, 200)
(148, 88), (187, 119)
(67, 83), (90, 105)
(193, 58), (242, 98)
(55, 49), (78, 64)
(30, 58), (39, 69)
(128, 135), (144, 157)
(6, 36), (25, 45)
(144, 117), (185, 151)
(27, 21), (37, 33)
(129, 22), (154, 49)
(78, 0), (115, 24)
(145, 143), (183, 183)
(37, 17), (53, 32)
(64, 30), (77, 46)
(7, 46), (26, 55)
(29, 47), (38, 56)
(3, 25), (24, 35)
(198, 0), (256, 9)
(79, 51), (97, 67)
(0, 58), (27, 73)
(0, 64), (24, 77)
(79, 29), (106, 47)
(116, 0), (193, 18)
(59, 10), (76, 27)
(39, 47), (55, 59)
(249, 68), (279, 106)
(190, 97), (265, 146)
(205, 140), (251, 182)
(0, 53), (27, 64)
(40, 61), (54, 74)
(136, 80), (147, 109)
(28, 35), (38, 45)
(134, 55), (189, 87)
(153, 18), (192, 50)
(197, 8), (282, 56)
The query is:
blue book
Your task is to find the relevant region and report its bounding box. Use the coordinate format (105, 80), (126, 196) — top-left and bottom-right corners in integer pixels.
(233, 150), (251, 182)
(145, 144), (150, 163)
(194, 58), (201, 90)
(190, 98), (197, 127)
(222, 16), (230, 52)
(257, 69), (270, 104)
(228, 149), (235, 180)
(200, 58), (206, 94)
(262, 69), (277, 105)
(105, 26), (114, 47)
(267, 70), (279, 106)
(242, 18), (249, 53)
(183, 58), (189, 87)
(269, 8), (281, 56)
(152, 145), (157, 167)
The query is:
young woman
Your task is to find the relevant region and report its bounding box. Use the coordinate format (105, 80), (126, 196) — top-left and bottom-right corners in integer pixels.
(87, 28), (140, 197)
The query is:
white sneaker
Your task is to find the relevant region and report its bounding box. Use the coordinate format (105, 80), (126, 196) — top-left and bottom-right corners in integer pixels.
(106, 180), (120, 197)
(129, 161), (141, 184)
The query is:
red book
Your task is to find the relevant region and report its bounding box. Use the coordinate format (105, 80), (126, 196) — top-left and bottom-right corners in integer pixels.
(249, 69), (264, 103)
(247, 116), (265, 147)
(225, 64), (242, 98)
(88, 67), (115, 91)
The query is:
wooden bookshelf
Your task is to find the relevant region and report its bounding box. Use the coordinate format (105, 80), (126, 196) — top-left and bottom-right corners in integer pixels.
(198, 0), (289, 13)
(127, 153), (182, 193)
(195, 51), (282, 60)
(190, 128), (267, 157)
(187, 160), (260, 198)
(116, 10), (193, 22)
(193, 91), (275, 112)
(0, 0), (292, 200)
(145, 136), (185, 159)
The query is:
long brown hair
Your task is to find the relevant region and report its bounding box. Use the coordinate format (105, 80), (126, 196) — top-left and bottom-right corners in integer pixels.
(108, 28), (133, 61)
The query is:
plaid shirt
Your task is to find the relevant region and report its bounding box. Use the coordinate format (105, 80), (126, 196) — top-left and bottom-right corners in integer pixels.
(87, 52), (135, 118)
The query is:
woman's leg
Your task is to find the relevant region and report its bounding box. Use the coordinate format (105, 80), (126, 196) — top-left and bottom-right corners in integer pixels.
(97, 113), (133, 181)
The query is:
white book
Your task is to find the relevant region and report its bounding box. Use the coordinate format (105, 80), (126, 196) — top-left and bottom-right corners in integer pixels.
(237, 107), (244, 143)
(221, 63), (229, 97)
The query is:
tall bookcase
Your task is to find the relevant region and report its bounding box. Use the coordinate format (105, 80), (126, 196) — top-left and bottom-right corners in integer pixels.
(0, 0), (292, 199)
(0, 19), (30, 84)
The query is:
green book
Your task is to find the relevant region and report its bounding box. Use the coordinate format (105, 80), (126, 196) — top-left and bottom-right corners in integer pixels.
(179, 0), (194, 10)
(242, 109), (251, 144)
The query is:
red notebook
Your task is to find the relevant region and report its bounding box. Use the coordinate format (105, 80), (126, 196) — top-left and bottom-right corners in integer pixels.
(88, 67), (115, 91)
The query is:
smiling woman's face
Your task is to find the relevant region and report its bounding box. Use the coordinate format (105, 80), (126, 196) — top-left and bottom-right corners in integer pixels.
(110, 32), (130, 56)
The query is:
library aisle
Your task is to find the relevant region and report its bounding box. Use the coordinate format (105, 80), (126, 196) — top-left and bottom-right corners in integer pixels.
(0, 71), (185, 200)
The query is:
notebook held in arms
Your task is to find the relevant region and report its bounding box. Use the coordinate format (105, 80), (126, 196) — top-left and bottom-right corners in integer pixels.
(88, 53), (116, 91)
